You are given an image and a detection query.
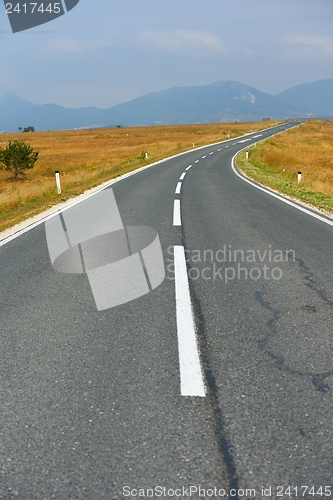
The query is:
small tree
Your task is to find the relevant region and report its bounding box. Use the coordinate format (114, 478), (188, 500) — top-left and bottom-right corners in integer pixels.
(0, 140), (39, 180)
(23, 126), (35, 132)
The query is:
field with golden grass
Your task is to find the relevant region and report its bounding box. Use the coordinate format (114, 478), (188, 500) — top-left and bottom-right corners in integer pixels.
(236, 120), (333, 216)
(0, 121), (277, 233)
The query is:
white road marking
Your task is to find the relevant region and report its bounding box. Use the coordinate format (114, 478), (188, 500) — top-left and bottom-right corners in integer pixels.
(173, 200), (181, 226)
(174, 246), (206, 397)
(175, 182), (182, 194)
(209, 152), (214, 155)
(238, 138), (251, 143)
(186, 165), (193, 170)
(195, 160), (199, 163)
(202, 155), (206, 158)
(179, 172), (186, 180)
(253, 134), (262, 138)
(217, 148), (221, 151)
(225, 146), (229, 148)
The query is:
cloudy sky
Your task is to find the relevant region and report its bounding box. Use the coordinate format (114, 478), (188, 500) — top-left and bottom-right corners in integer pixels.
(0, 0), (332, 108)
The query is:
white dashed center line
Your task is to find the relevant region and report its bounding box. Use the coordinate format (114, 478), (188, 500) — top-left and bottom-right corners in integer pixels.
(174, 246), (206, 397)
(173, 200), (181, 226)
(202, 156), (206, 159)
(195, 160), (199, 163)
(186, 165), (192, 170)
(179, 172), (186, 180)
(175, 182), (182, 194)
(209, 152), (213, 155)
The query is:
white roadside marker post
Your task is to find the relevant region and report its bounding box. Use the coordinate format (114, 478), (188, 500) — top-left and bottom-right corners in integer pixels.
(55, 170), (61, 194)
(298, 171), (302, 184)
(246, 151), (249, 159)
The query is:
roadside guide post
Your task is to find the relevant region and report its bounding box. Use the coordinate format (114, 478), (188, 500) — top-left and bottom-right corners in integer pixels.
(55, 170), (61, 194)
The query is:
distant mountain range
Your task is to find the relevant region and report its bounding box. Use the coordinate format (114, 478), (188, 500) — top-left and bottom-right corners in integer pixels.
(275, 79), (333, 117)
(0, 79), (332, 132)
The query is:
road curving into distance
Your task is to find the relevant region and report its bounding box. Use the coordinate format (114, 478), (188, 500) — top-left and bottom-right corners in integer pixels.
(1, 121), (332, 499)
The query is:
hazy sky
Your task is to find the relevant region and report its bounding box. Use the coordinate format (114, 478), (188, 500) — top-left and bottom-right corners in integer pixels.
(0, 0), (332, 108)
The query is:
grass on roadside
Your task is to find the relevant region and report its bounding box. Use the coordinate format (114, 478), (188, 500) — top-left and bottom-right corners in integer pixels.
(0, 121), (280, 233)
(235, 120), (333, 216)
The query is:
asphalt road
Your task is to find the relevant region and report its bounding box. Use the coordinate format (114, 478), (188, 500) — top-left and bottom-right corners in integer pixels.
(0, 122), (332, 500)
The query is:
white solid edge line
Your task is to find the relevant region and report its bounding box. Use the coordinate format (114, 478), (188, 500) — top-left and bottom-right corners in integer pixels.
(175, 182), (182, 194)
(174, 245), (206, 397)
(173, 199), (181, 226)
(231, 152), (333, 227)
(179, 172), (186, 180)
(0, 122), (297, 247)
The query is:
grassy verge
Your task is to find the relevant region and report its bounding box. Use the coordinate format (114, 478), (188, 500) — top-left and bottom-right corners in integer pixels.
(0, 121), (281, 233)
(235, 120), (333, 216)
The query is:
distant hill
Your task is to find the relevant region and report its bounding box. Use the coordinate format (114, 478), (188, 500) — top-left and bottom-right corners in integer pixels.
(276, 79), (333, 117)
(0, 93), (111, 132)
(99, 81), (306, 127)
(0, 79), (324, 132)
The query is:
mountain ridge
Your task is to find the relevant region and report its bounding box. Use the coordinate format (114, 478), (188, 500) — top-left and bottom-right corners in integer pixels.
(275, 79), (333, 116)
(1, 79), (332, 132)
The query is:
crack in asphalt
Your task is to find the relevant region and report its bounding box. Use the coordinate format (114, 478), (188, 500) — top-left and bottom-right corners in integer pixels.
(295, 257), (333, 307)
(255, 287), (333, 394)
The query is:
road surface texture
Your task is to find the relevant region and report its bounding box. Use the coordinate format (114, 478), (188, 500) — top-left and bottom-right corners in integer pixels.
(1, 122), (332, 499)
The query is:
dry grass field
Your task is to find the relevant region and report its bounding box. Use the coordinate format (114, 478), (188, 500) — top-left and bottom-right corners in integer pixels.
(236, 120), (333, 215)
(0, 121), (276, 233)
